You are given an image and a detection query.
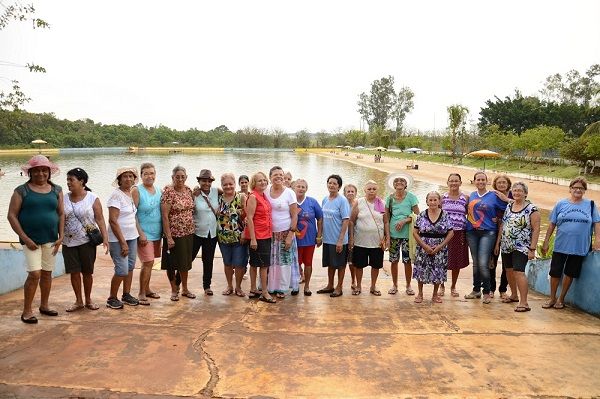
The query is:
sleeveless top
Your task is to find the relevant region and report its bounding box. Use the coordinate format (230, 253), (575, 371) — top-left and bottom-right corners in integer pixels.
(249, 190), (272, 240)
(354, 197), (385, 248)
(137, 185), (162, 241)
(500, 202), (538, 255)
(217, 193), (245, 244)
(442, 192), (468, 230)
(16, 183), (62, 245)
(63, 191), (98, 247)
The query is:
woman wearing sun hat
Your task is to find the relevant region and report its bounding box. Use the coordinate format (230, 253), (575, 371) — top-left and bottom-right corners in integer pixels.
(106, 167), (141, 309)
(384, 172), (419, 296)
(8, 155), (64, 323)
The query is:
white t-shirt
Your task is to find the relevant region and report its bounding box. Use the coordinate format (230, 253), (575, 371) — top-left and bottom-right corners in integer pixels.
(107, 188), (139, 242)
(63, 191), (99, 247)
(266, 186), (297, 233)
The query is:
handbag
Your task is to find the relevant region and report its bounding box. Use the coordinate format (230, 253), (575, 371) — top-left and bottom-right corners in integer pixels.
(69, 195), (103, 246)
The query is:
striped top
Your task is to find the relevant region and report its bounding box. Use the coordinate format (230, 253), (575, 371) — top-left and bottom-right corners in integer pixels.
(442, 192), (468, 230)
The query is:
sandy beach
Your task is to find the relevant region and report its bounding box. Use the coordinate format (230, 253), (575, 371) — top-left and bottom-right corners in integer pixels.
(314, 150), (600, 211)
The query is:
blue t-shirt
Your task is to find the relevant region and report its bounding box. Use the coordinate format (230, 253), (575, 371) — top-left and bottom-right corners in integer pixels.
(322, 194), (350, 245)
(550, 199), (600, 256)
(296, 196), (323, 247)
(466, 191), (507, 231)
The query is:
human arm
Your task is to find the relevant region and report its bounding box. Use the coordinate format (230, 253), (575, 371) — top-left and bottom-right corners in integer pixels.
(593, 222), (600, 251)
(93, 197), (110, 254)
(245, 195), (258, 250)
(337, 219), (349, 253)
(541, 223), (556, 256)
(52, 190), (65, 255)
(316, 217), (323, 247)
(494, 220), (503, 256)
(529, 210), (541, 259)
(132, 187), (147, 245)
(160, 201), (174, 249)
(7, 191), (38, 250)
(382, 203), (390, 250)
(348, 201), (359, 249)
(285, 202), (298, 250)
(108, 207), (129, 257)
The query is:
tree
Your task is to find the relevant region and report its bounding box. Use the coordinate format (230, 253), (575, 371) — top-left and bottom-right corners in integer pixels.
(357, 76), (396, 130)
(392, 87), (415, 138)
(517, 126), (565, 158)
(271, 128), (287, 148)
(540, 64), (600, 106)
(295, 129), (311, 148)
(368, 125), (389, 147)
(447, 104), (469, 159)
(345, 129), (367, 147)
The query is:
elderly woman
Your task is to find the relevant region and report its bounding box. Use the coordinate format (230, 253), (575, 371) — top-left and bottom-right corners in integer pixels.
(343, 184), (358, 290)
(106, 167), (141, 309)
(440, 173), (469, 297)
(8, 155), (64, 323)
(161, 166), (196, 301)
(132, 162), (162, 305)
(349, 180), (388, 296)
(217, 173), (248, 297)
(293, 178), (323, 296)
(542, 177), (600, 309)
(465, 171), (507, 304)
(317, 174), (350, 298)
(192, 169), (222, 296)
(266, 166), (299, 298)
(385, 175), (419, 295)
(63, 168), (108, 312)
(494, 182), (540, 312)
(489, 174), (512, 299)
(412, 192), (454, 303)
(245, 171), (275, 303)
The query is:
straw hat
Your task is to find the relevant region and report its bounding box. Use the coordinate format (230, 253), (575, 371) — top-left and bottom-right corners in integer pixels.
(196, 169), (215, 182)
(21, 155), (59, 175)
(113, 166), (139, 187)
(386, 172), (414, 191)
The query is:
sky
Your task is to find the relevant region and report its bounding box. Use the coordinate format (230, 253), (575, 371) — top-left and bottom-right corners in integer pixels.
(1, 0), (599, 134)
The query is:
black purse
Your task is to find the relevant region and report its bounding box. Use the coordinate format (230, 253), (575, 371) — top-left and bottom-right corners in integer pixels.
(69, 195), (103, 246)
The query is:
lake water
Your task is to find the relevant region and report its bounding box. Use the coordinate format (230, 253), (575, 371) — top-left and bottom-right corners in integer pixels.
(0, 151), (440, 241)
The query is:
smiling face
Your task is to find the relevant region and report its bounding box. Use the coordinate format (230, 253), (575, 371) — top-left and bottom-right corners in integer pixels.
(393, 178), (407, 193)
(569, 183), (586, 200)
(255, 174), (269, 192)
(199, 178), (212, 193)
(118, 171), (136, 190)
(511, 185), (526, 201)
(426, 192), (441, 209)
(447, 174), (462, 192)
(172, 170), (187, 188)
(221, 176), (236, 195)
(494, 177), (510, 194)
(474, 172), (488, 191)
(239, 178), (249, 193)
(29, 166), (50, 184)
(141, 167), (156, 187)
(270, 168), (284, 187)
(66, 174), (84, 192)
(284, 172), (293, 187)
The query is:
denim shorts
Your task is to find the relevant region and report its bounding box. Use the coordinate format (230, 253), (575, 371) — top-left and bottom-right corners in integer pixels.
(109, 239), (138, 277)
(219, 241), (249, 268)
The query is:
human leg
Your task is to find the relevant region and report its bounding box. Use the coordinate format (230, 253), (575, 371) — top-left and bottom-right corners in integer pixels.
(23, 270), (41, 319)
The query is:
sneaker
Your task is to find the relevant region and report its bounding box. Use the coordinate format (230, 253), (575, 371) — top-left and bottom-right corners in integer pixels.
(106, 297), (124, 309)
(464, 291), (482, 299)
(121, 293), (139, 306)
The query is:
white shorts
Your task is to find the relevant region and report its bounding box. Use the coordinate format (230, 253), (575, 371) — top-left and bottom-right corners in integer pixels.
(23, 243), (57, 272)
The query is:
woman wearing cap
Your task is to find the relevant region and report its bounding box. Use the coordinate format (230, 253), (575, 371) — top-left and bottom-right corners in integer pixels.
(106, 167), (141, 309)
(192, 169), (223, 296)
(343, 184), (358, 291)
(541, 177), (600, 309)
(161, 166), (196, 301)
(217, 173), (248, 297)
(349, 180), (388, 296)
(293, 178), (323, 296)
(245, 171), (275, 303)
(385, 174), (419, 296)
(8, 155), (64, 323)
(266, 166), (299, 298)
(62, 168), (108, 312)
(132, 162), (162, 305)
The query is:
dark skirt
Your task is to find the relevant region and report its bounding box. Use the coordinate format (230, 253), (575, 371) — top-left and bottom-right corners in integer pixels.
(447, 230), (469, 270)
(161, 234), (194, 278)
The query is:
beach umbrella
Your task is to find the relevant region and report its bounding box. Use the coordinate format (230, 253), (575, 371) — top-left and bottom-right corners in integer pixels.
(404, 147), (422, 153)
(466, 149), (500, 170)
(374, 146), (387, 151)
(31, 139), (47, 154)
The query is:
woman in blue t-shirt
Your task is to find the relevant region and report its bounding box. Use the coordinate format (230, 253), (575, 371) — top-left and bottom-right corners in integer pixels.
(541, 177), (600, 310)
(465, 171), (507, 304)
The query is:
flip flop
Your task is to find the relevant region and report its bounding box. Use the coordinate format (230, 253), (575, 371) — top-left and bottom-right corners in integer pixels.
(222, 288), (233, 296)
(170, 293), (179, 301)
(330, 291), (343, 297)
(204, 289), (214, 296)
(317, 288), (335, 294)
(352, 289), (361, 296)
(370, 289), (381, 296)
(146, 292), (161, 299)
(450, 289), (459, 297)
(553, 302), (565, 309)
(276, 293), (286, 299)
(438, 287), (445, 297)
(388, 287), (398, 295)
(502, 297), (519, 303)
(405, 287), (415, 296)
(291, 290), (299, 296)
(248, 291), (261, 299)
(85, 303), (100, 310)
(181, 291), (196, 299)
(66, 303), (85, 312)
(514, 305), (531, 312)
(235, 289), (246, 297)
(414, 296), (423, 303)
(432, 296), (443, 303)
(138, 298), (150, 306)
(304, 290), (312, 296)
(542, 300), (556, 309)
(259, 295), (276, 304)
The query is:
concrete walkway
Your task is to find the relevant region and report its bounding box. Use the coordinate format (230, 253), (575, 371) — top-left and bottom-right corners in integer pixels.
(0, 251), (599, 398)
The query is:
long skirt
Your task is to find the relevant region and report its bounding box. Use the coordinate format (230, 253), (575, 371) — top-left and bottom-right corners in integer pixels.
(267, 231), (300, 294)
(447, 230), (469, 270)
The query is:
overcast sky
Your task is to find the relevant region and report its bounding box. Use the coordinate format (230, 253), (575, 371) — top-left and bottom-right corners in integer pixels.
(1, 0), (599, 133)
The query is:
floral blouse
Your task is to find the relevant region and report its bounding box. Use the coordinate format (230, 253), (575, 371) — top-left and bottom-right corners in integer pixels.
(217, 193), (245, 244)
(161, 185), (195, 238)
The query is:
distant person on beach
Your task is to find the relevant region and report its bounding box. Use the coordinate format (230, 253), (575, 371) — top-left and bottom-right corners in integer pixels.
(495, 182), (540, 312)
(106, 167), (141, 309)
(349, 180), (388, 296)
(465, 171), (506, 304)
(62, 168), (108, 312)
(440, 173), (469, 298)
(161, 166), (196, 302)
(489, 174), (512, 300)
(216, 173), (248, 297)
(132, 163), (162, 305)
(317, 174), (350, 298)
(541, 177), (600, 310)
(343, 184), (358, 290)
(8, 155), (64, 324)
(385, 174), (419, 296)
(293, 178), (323, 296)
(245, 171), (275, 303)
(412, 191), (453, 303)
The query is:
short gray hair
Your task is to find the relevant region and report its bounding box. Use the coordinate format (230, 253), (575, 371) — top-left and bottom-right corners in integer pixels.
(172, 165), (186, 175)
(511, 181), (528, 196)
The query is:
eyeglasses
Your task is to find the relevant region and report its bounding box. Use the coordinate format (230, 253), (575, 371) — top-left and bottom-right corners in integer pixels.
(570, 186), (586, 191)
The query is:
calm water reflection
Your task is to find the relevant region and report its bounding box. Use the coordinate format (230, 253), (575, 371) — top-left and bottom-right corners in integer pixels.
(0, 152), (440, 241)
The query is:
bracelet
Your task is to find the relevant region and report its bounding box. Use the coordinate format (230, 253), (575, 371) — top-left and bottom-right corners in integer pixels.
(528, 247), (536, 250)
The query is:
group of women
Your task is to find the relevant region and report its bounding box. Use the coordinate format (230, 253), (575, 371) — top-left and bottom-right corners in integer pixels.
(8, 155), (600, 323)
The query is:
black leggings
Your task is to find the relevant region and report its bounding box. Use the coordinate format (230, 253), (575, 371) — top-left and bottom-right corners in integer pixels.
(192, 234), (218, 289)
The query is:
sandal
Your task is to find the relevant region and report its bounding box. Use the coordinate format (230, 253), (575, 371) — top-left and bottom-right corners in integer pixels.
(388, 287), (398, 295)
(483, 294), (491, 304)
(438, 286), (445, 297)
(304, 290), (312, 296)
(222, 288), (233, 296)
(204, 289), (214, 296)
(542, 300), (556, 309)
(85, 303), (100, 310)
(170, 293), (179, 301)
(352, 289), (361, 296)
(146, 292), (160, 299)
(248, 291), (261, 299)
(259, 295), (276, 304)
(499, 292), (508, 300)
(66, 303), (85, 312)
(276, 292), (286, 299)
(235, 289), (246, 297)
(514, 305), (531, 312)
(502, 297), (519, 303)
(138, 298), (150, 306)
(370, 288), (381, 296)
(553, 302), (565, 309)
(405, 287), (415, 296)
(181, 291), (196, 299)
(432, 295), (442, 303)
(414, 296), (423, 303)
(450, 288), (459, 297)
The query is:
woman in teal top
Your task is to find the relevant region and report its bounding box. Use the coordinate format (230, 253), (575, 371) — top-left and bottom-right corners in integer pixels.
(133, 162), (162, 305)
(8, 155), (64, 324)
(385, 174), (419, 296)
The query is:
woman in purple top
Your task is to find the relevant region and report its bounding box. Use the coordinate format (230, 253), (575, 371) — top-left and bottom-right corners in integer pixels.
(440, 173), (469, 298)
